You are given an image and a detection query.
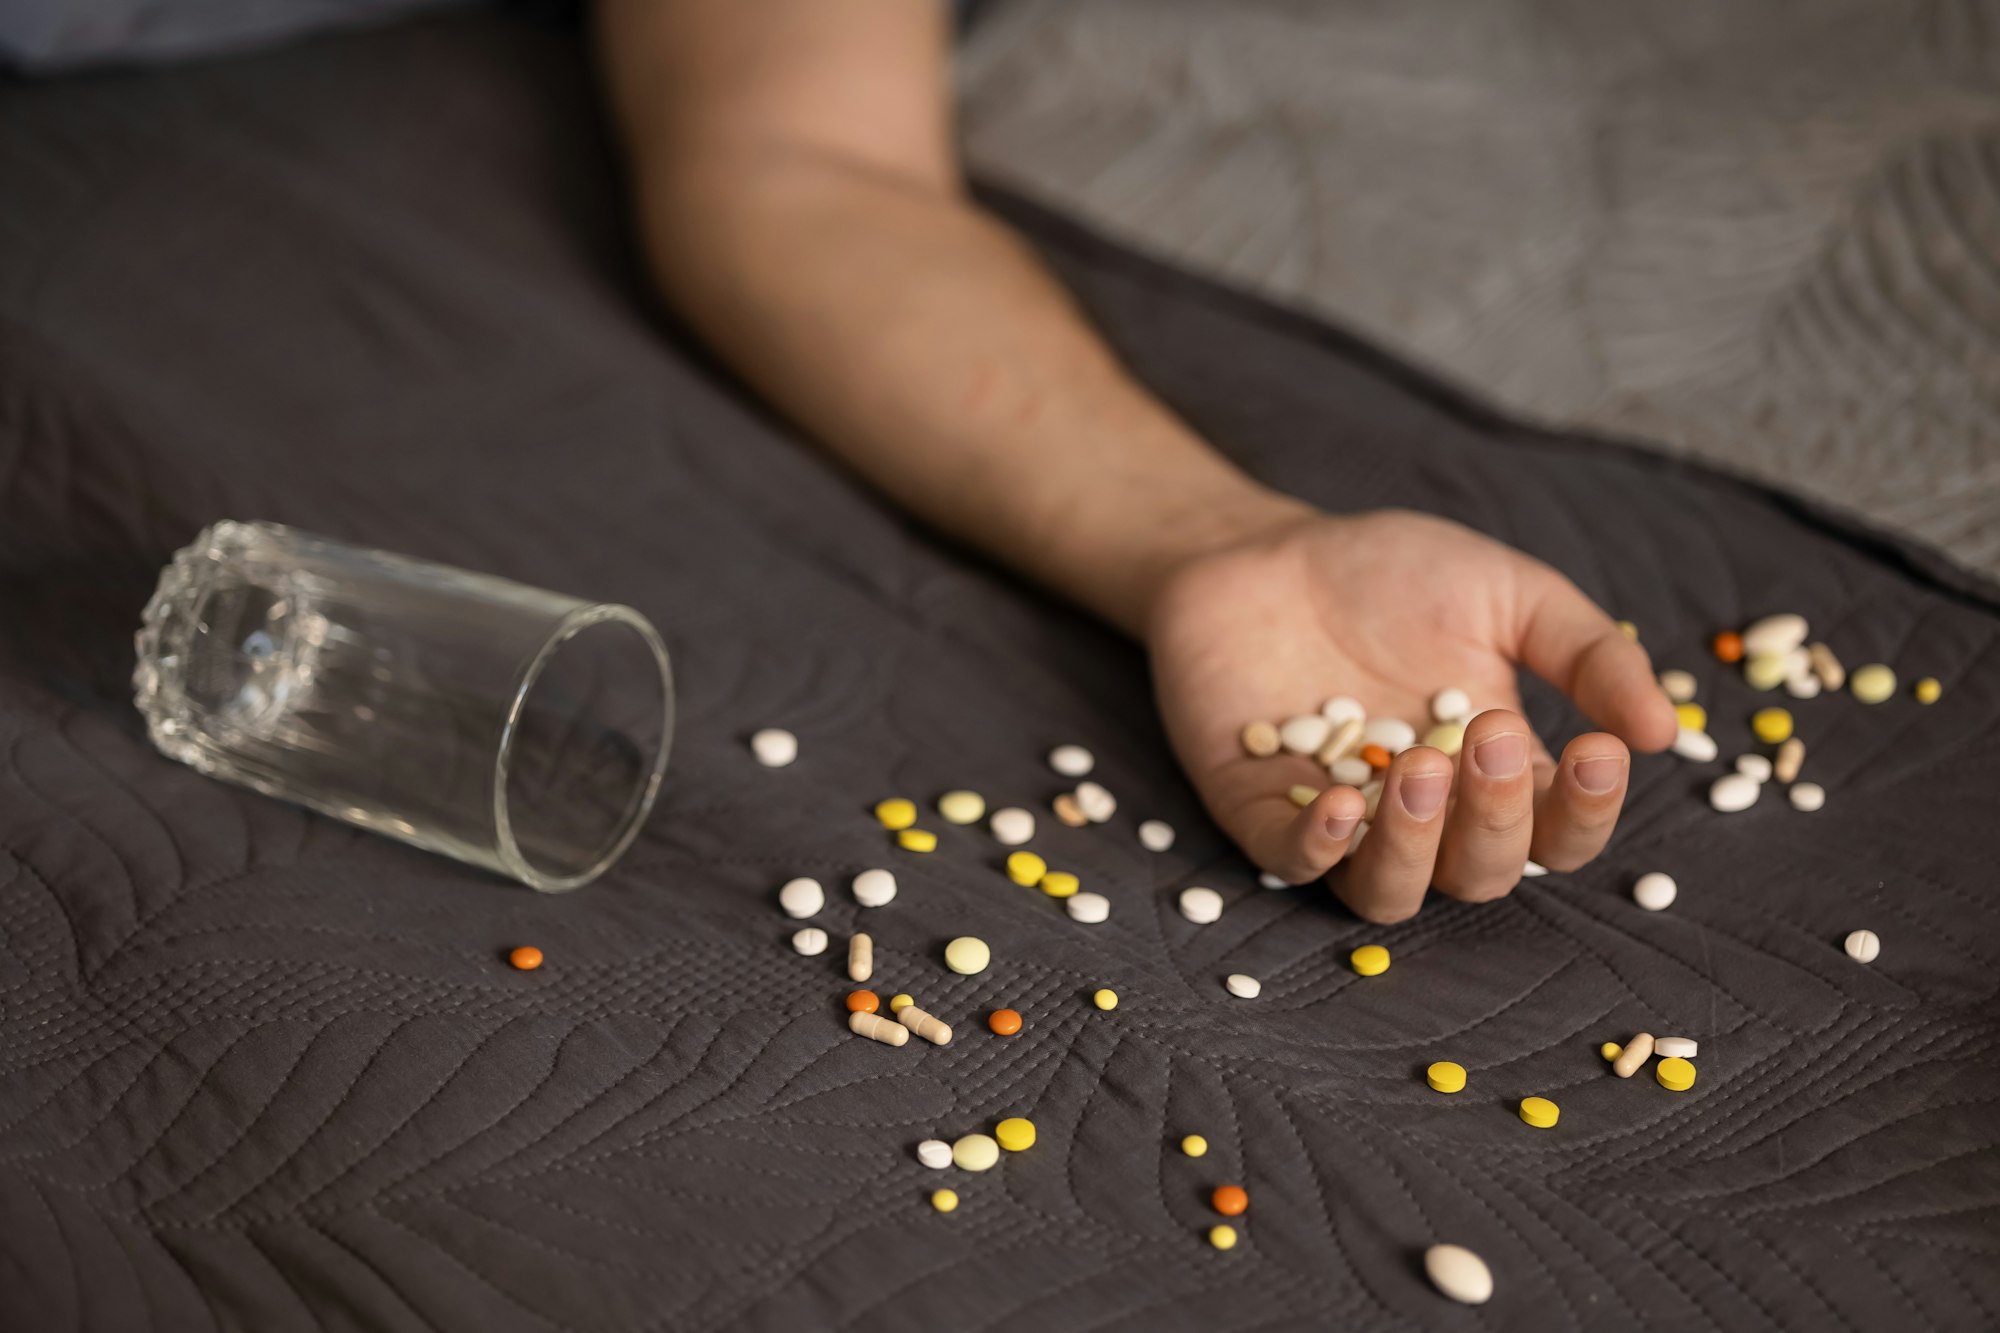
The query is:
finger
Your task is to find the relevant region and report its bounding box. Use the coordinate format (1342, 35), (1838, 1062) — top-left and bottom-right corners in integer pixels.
(1221, 783), (1367, 886)
(1432, 709), (1537, 902)
(1513, 565), (1678, 753)
(1527, 732), (1632, 871)
(1334, 746), (1454, 924)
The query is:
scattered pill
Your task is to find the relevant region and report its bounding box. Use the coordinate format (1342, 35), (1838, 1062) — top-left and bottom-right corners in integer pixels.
(852, 869), (897, 908)
(1774, 737), (1805, 784)
(1075, 781), (1117, 822)
(1844, 929), (1880, 963)
(1093, 988), (1119, 1010)
(917, 1139), (953, 1169)
(1258, 872), (1290, 890)
(1658, 670), (1697, 703)
(1785, 672), (1822, 699)
(1240, 721), (1281, 758)
(1743, 654), (1790, 691)
(931, 1188), (958, 1213)
(1518, 1096), (1560, 1128)
(779, 877), (825, 919)
(1211, 1185), (1249, 1216)
(750, 728), (798, 767)
(1743, 613), (1808, 657)
(848, 1010), (907, 1045)
(1040, 871), (1080, 899)
(1317, 716), (1366, 766)
(1208, 1224), (1239, 1251)
(1633, 872), (1677, 911)
(1751, 707), (1794, 744)
(1618, 619), (1639, 640)
(1673, 728), (1719, 762)
(938, 790), (986, 825)
(1329, 756), (1373, 786)
(988, 1008), (1022, 1036)
(1138, 820), (1176, 852)
(793, 927), (829, 957)
(952, 1134), (1000, 1171)
(1675, 702), (1708, 733)
(1850, 663), (1896, 704)
(989, 806), (1036, 846)
(1066, 892), (1111, 924)
(1431, 687), (1472, 723)
(995, 1117), (1036, 1152)
(1288, 784), (1321, 808)
(1350, 945), (1390, 977)
(1709, 773), (1761, 812)
(508, 946), (543, 971)
(1421, 722), (1466, 756)
(944, 937), (990, 974)
(899, 1006), (953, 1045)
(1736, 753), (1772, 783)
(897, 828), (938, 853)
(1612, 1033), (1654, 1078)
(1321, 695), (1366, 725)
(1006, 851), (1048, 887)
(1914, 676), (1942, 704)
(1807, 642), (1846, 690)
(1359, 744), (1392, 770)
(1655, 1057), (1697, 1091)
(1712, 631), (1745, 663)
(1424, 1244), (1494, 1305)
(1521, 860), (1549, 877)
(1181, 1134), (1209, 1157)
(1655, 1037), (1698, 1059)
(1049, 745), (1095, 777)
(889, 993), (915, 1012)
(1051, 793), (1088, 827)
(1789, 782), (1826, 811)
(1363, 717), (1417, 753)
(1426, 1061), (1466, 1094)
(848, 932), (874, 982)
(1180, 886), (1224, 924)
(1225, 973), (1262, 999)
(874, 797), (917, 830)
(1280, 713), (1333, 755)
(846, 989), (879, 1014)
(1600, 1042), (1622, 1062)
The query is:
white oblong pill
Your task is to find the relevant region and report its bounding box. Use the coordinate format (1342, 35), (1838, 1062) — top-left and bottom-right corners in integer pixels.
(1673, 728), (1719, 762)
(1279, 714), (1332, 755)
(1066, 891), (1110, 924)
(791, 927), (828, 957)
(750, 727), (798, 767)
(1784, 672), (1822, 699)
(1258, 872), (1290, 889)
(1329, 757), (1373, 787)
(1655, 1037), (1698, 1059)
(1320, 695), (1366, 726)
(989, 806), (1036, 846)
(1362, 717), (1417, 753)
(1709, 773), (1761, 813)
(1424, 1244), (1494, 1305)
(1430, 687), (1471, 724)
(852, 868), (897, 908)
(1735, 754), (1773, 783)
(1521, 859), (1549, 877)
(1633, 872), (1677, 911)
(1742, 613), (1809, 658)
(1362, 781), (1384, 822)
(1789, 782), (1826, 812)
(1138, 820), (1175, 852)
(916, 1139), (953, 1169)
(1179, 886), (1224, 924)
(1658, 670), (1697, 703)
(1049, 744), (1095, 777)
(1075, 781), (1117, 823)
(1844, 929), (1880, 963)
(1225, 973), (1261, 999)
(779, 876), (825, 918)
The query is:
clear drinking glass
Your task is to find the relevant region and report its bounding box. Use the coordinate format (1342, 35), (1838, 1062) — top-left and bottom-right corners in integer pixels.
(133, 521), (674, 891)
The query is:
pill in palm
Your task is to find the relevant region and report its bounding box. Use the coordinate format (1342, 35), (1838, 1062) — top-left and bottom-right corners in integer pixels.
(1430, 687), (1471, 723)
(1633, 872), (1677, 911)
(1179, 887), (1224, 924)
(916, 1139), (953, 1169)
(1673, 728), (1718, 762)
(1422, 722), (1466, 755)
(1240, 721), (1281, 758)
(937, 790), (986, 825)
(1424, 1244), (1494, 1305)
(989, 807), (1035, 846)
(1288, 784), (1321, 808)
(1521, 860), (1548, 877)
(944, 937), (990, 974)
(1280, 714), (1332, 755)
(874, 797), (917, 830)
(1329, 756), (1372, 786)
(849, 1011), (906, 1045)
(1316, 716), (1365, 766)
(793, 927), (829, 957)
(1361, 781), (1384, 822)
(1066, 891), (1110, 924)
(779, 877), (825, 918)
(1655, 1037), (1698, 1059)
(852, 869), (896, 907)
(1789, 782), (1826, 812)
(1138, 820), (1176, 852)
(1048, 744), (1095, 777)
(1321, 695), (1366, 725)
(1074, 781), (1116, 823)
(1225, 973), (1261, 999)
(1844, 929), (1880, 963)
(751, 728), (798, 767)
(1612, 1032), (1654, 1078)
(1710, 773), (1761, 812)
(1362, 718), (1416, 753)
(1850, 663), (1896, 704)
(1658, 670), (1697, 703)
(951, 1134), (1000, 1171)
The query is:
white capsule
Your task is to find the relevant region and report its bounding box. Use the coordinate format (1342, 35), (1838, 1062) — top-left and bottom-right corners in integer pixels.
(1362, 780), (1384, 822)
(1430, 687), (1472, 724)
(989, 806), (1036, 846)
(1048, 744), (1095, 777)
(1362, 717), (1417, 754)
(791, 927), (828, 957)
(1424, 1244), (1494, 1306)
(1673, 728), (1719, 762)
(1709, 773), (1762, 813)
(1074, 780), (1117, 823)
(1844, 929), (1880, 963)
(1633, 872), (1677, 911)
(750, 727), (798, 767)
(852, 868), (897, 908)
(1225, 973), (1262, 999)
(1279, 714), (1332, 755)
(1521, 860), (1549, 878)
(1316, 717), (1366, 766)
(1320, 695), (1366, 726)
(1179, 886), (1224, 924)
(1258, 872), (1291, 889)
(1784, 672), (1822, 699)
(1658, 670), (1697, 703)
(1789, 782), (1826, 812)
(1735, 754), (1773, 783)
(1329, 757), (1374, 787)
(1742, 613), (1809, 658)
(1655, 1037), (1698, 1059)
(779, 876), (825, 919)
(1066, 891), (1110, 924)
(916, 1139), (953, 1169)
(1138, 820), (1176, 852)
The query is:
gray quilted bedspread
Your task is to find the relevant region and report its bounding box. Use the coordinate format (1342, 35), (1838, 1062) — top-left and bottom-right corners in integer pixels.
(2, 16), (1998, 1332)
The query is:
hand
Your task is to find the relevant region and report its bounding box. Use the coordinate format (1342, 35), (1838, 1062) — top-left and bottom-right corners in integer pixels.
(1144, 506), (1678, 922)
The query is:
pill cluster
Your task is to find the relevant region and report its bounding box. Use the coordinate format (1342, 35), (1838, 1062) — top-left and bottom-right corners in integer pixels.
(914, 1116), (1042, 1212)
(1602, 1030), (1699, 1091)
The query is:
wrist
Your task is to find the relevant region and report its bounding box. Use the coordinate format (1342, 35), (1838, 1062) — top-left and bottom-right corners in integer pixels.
(1103, 471), (1317, 637)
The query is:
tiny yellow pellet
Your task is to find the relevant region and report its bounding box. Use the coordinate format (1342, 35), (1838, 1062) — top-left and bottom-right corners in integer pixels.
(931, 1188), (959, 1213)
(1519, 1096), (1560, 1129)
(1674, 702), (1707, 733)
(897, 828), (938, 853)
(1751, 707), (1794, 744)
(874, 798), (917, 830)
(1617, 620), (1638, 640)
(1656, 1057), (1697, 1091)
(1040, 871), (1080, 899)
(1600, 1042), (1622, 1062)
(1209, 1224), (1239, 1251)
(889, 993), (915, 1013)
(938, 790), (986, 825)
(1181, 1134), (1208, 1158)
(1426, 1061), (1466, 1094)
(1093, 988), (1118, 1011)
(1006, 851), (1048, 887)
(1914, 676), (1942, 704)
(1350, 945), (1390, 977)
(1850, 663), (1896, 704)
(1288, 784), (1321, 808)
(995, 1117), (1036, 1152)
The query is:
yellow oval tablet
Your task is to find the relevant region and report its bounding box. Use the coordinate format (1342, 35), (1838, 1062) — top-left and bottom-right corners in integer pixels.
(1180, 1134), (1208, 1158)
(897, 828), (938, 853)
(1519, 1096), (1560, 1128)
(938, 790), (986, 825)
(1674, 702), (1707, 733)
(1006, 851), (1047, 887)
(1093, 988), (1118, 1011)
(874, 798), (917, 830)
(1040, 871), (1080, 899)
(1751, 707), (1793, 744)
(1656, 1056), (1697, 1091)
(995, 1117), (1036, 1152)
(1744, 654), (1790, 691)
(1350, 945), (1391, 977)
(1426, 1061), (1466, 1094)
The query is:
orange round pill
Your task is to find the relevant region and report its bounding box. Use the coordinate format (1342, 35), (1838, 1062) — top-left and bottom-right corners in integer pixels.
(1360, 744), (1392, 769)
(1212, 1185), (1248, 1217)
(988, 1008), (1023, 1036)
(846, 990), (880, 1014)
(508, 946), (543, 971)
(1712, 631), (1745, 663)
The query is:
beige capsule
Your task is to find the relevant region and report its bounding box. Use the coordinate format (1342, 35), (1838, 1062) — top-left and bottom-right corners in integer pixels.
(1241, 720), (1281, 758)
(1052, 792), (1089, 827)
(1658, 669), (1698, 703)
(1316, 716), (1365, 767)
(1612, 1032), (1654, 1078)
(1743, 613), (1809, 658)
(849, 1011), (909, 1046)
(898, 1006), (953, 1045)
(848, 932), (873, 983)
(1774, 736), (1806, 784)
(1807, 642), (1845, 691)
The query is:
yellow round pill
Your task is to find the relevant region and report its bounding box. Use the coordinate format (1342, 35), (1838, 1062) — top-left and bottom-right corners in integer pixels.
(1006, 851), (1048, 887)
(1519, 1096), (1560, 1129)
(1674, 702), (1707, 733)
(951, 1134), (1000, 1172)
(1426, 1061), (1466, 1094)
(1600, 1042), (1622, 1062)
(1208, 1224), (1239, 1251)
(889, 993), (915, 1013)
(874, 798), (917, 830)
(938, 790), (986, 825)
(1093, 988), (1118, 1011)
(1850, 663), (1896, 704)
(1181, 1134), (1208, 1158)
(1751, 707), (1794, 744)
(995, 1117), (1036, 1152)
(1350, 945), (1391, 977)
(945, 937), (990, 975)
(1914, 676), (1942, 704)
(1743, 654), (1789, 691)
(1656, 1056), (1697, 1091)
(931, 1188), (959, 1213)
(898, 828), (938, 853)
(1617, 620), (1638, 640)
(1040, 871), (1080, 899)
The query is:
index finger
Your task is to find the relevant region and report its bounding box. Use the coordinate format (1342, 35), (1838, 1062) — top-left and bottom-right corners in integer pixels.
(1513, 564), (1677, 753)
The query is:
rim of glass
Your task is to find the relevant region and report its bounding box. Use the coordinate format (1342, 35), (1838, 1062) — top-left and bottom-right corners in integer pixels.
(491, 602), (674, 892)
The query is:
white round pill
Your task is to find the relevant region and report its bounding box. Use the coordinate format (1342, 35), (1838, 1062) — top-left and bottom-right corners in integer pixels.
(852, 868), (897, 908)
(750, 728), (798, 767)
(916, 1139), (953, 1169)
(1520, 860), (1549, 878)
(1075, 781), (1116, 823)
(1279, 714), (1332, 755)
(1329, 757), (1373, 787)
(1632, 872), (1677, 911)
(1138, 820), (1175, 852)
(1658, 670), (1697, 703)
(1742, 613), (1809, 658)
(1048, 744), (1095, 777)
(1320, 695), (1366, 726)
(1066, 891), (1110, 924)
(1709, 773), (1762, 812)
(1655, 1037), (1699, 1059)
(1735, 754), (1773, 783)
(1179, 886), (1224, 924)
(1784, 672), (1822, 699)
(1225, 973), (1261, 999)
(779, 876), (825, 918)
(1673, 728), (1719, 762)
(791, 927), (828, 956)
(989, 807), (1036, 846)
(1844, 928), (1880, 964)
(1789, 782), (1826, 812)
(1430, 687), (1471, 724)
(1258, 872), (1290, 890)
(1424, 1243), (1494, 1305)
(1362, 717), (1417, 753)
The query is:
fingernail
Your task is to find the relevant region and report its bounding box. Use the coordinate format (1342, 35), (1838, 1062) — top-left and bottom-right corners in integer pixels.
(1398, 772), (1449, 820)
(1472, 733), (1528, 779)
(1324, 814), (1359, 841)
(1573, 755), (1627, 794)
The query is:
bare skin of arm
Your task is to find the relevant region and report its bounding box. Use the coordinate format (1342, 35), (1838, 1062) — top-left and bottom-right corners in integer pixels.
(596, 0), (1678, 922)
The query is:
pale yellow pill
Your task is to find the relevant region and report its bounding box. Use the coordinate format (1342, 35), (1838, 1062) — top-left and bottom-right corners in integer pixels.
(1600, 1042), (1622, 1062)
(931, 1188), (959, 1213)
(1751, 707), (1793, 744)
(995, 1117), (1036, 1152)
(889, 993), (915, 1013)
(1093, 988), (1118, 1011)
(1350, 945), (1390, 977)
(1743, 654), (1790, 691)
(1850, 663), (1897, 704)
(1426, 1061), (1466, 1094)
(1040, 871), (1080, 899)
(1208, 1224), (1239, 1251)
(1617, 620), (1638, 640)
(944, 937), (990, 975)
(1181, 1134), (1208, 1158)
(1674, 702), (1708, 733)
(897, 828), (938, 853)
(1006, 850), (1048, 886)
(1656, 1057), (1696, 1091)
(952, 1133), (1000, 1171)
(1241, 720), (1281, 758)
(1914, 676), (1941, 704)
(1421, 723), (1465, 756)
(874, 797), (917, 830)
(1288, 784), (1321, 808)
(1518, 1096), (1560, 1128)
(938, 790), (986, 825)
